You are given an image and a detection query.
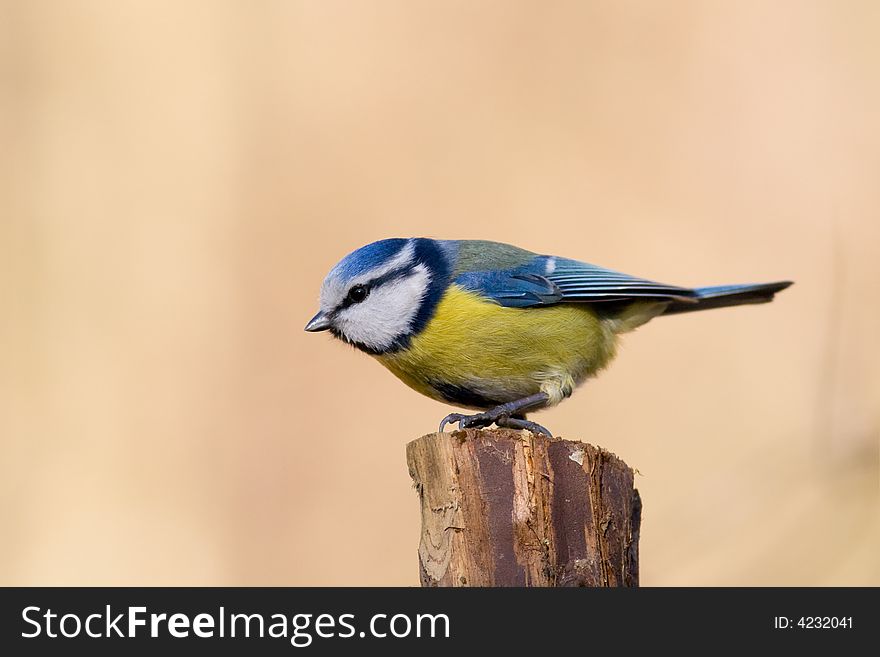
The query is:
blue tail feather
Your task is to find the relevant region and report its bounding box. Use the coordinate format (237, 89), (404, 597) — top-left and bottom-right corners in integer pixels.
(663, 281), (792, 315)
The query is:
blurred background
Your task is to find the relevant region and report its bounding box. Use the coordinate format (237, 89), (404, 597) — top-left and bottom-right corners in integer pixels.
(1, 0), (878, 586)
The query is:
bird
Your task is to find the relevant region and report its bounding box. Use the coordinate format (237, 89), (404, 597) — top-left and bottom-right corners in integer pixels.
(305, 238), (791, 437)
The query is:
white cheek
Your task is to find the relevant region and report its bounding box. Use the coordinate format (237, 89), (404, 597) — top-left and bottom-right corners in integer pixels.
(336, 266), (430, 350)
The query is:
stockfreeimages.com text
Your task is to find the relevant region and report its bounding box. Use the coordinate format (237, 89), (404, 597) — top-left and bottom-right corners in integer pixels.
(22, 606), (450, 647)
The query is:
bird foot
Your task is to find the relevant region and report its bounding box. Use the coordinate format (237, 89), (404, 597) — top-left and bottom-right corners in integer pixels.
(439, 409), (553, 438)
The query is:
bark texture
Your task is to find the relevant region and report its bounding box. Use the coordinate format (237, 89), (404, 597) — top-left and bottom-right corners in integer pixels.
(406, 428), (641, 587)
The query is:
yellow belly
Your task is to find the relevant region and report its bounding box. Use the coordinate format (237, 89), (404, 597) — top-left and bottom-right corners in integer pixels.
(375, 284), (619, 409)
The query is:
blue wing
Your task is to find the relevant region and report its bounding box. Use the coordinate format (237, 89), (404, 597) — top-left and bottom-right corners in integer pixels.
(454, 269), (563, 307)
(454, 255), (697, 308)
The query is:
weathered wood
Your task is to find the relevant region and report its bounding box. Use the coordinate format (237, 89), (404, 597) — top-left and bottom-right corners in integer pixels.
(406, 428), (640, 587)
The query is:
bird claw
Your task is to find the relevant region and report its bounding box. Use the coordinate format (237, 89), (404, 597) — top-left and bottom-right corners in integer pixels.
(496, 416), (553, 438)
(438, 413), (463, 433)
(439, 412), (494, 433)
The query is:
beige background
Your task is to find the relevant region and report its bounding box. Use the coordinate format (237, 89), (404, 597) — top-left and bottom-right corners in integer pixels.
(2, 1), (878, 586)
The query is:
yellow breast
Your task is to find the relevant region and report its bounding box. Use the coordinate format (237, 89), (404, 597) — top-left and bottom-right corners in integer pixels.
(375, 284), (619, 409)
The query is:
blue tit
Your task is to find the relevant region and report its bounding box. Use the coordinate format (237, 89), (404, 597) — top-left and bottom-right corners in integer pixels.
(305, 238), (791, 436)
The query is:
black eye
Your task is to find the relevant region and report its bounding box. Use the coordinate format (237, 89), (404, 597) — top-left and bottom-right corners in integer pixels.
(347, 284), (369, 304)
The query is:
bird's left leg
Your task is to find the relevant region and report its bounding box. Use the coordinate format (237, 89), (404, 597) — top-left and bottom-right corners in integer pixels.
(439, 392), (552, 437)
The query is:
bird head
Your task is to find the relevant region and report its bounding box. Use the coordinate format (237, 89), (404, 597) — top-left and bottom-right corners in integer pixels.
(305, 238), (454, 354)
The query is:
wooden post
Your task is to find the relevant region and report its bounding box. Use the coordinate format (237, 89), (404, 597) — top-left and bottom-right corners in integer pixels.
(406, 428), (641, 587)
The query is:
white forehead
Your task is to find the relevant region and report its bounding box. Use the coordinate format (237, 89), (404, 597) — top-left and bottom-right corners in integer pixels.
(319, 240), (416, 312)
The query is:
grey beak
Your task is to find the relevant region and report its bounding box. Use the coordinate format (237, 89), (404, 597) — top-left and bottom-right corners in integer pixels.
(304, 311), (331, 332)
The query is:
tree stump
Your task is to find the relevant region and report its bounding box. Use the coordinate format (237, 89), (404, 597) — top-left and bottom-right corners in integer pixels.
(406, 428), (641, 587)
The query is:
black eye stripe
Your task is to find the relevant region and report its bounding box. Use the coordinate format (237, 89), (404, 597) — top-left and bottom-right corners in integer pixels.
(368, 267), (412, 288)
(335, 266), (414, 311)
